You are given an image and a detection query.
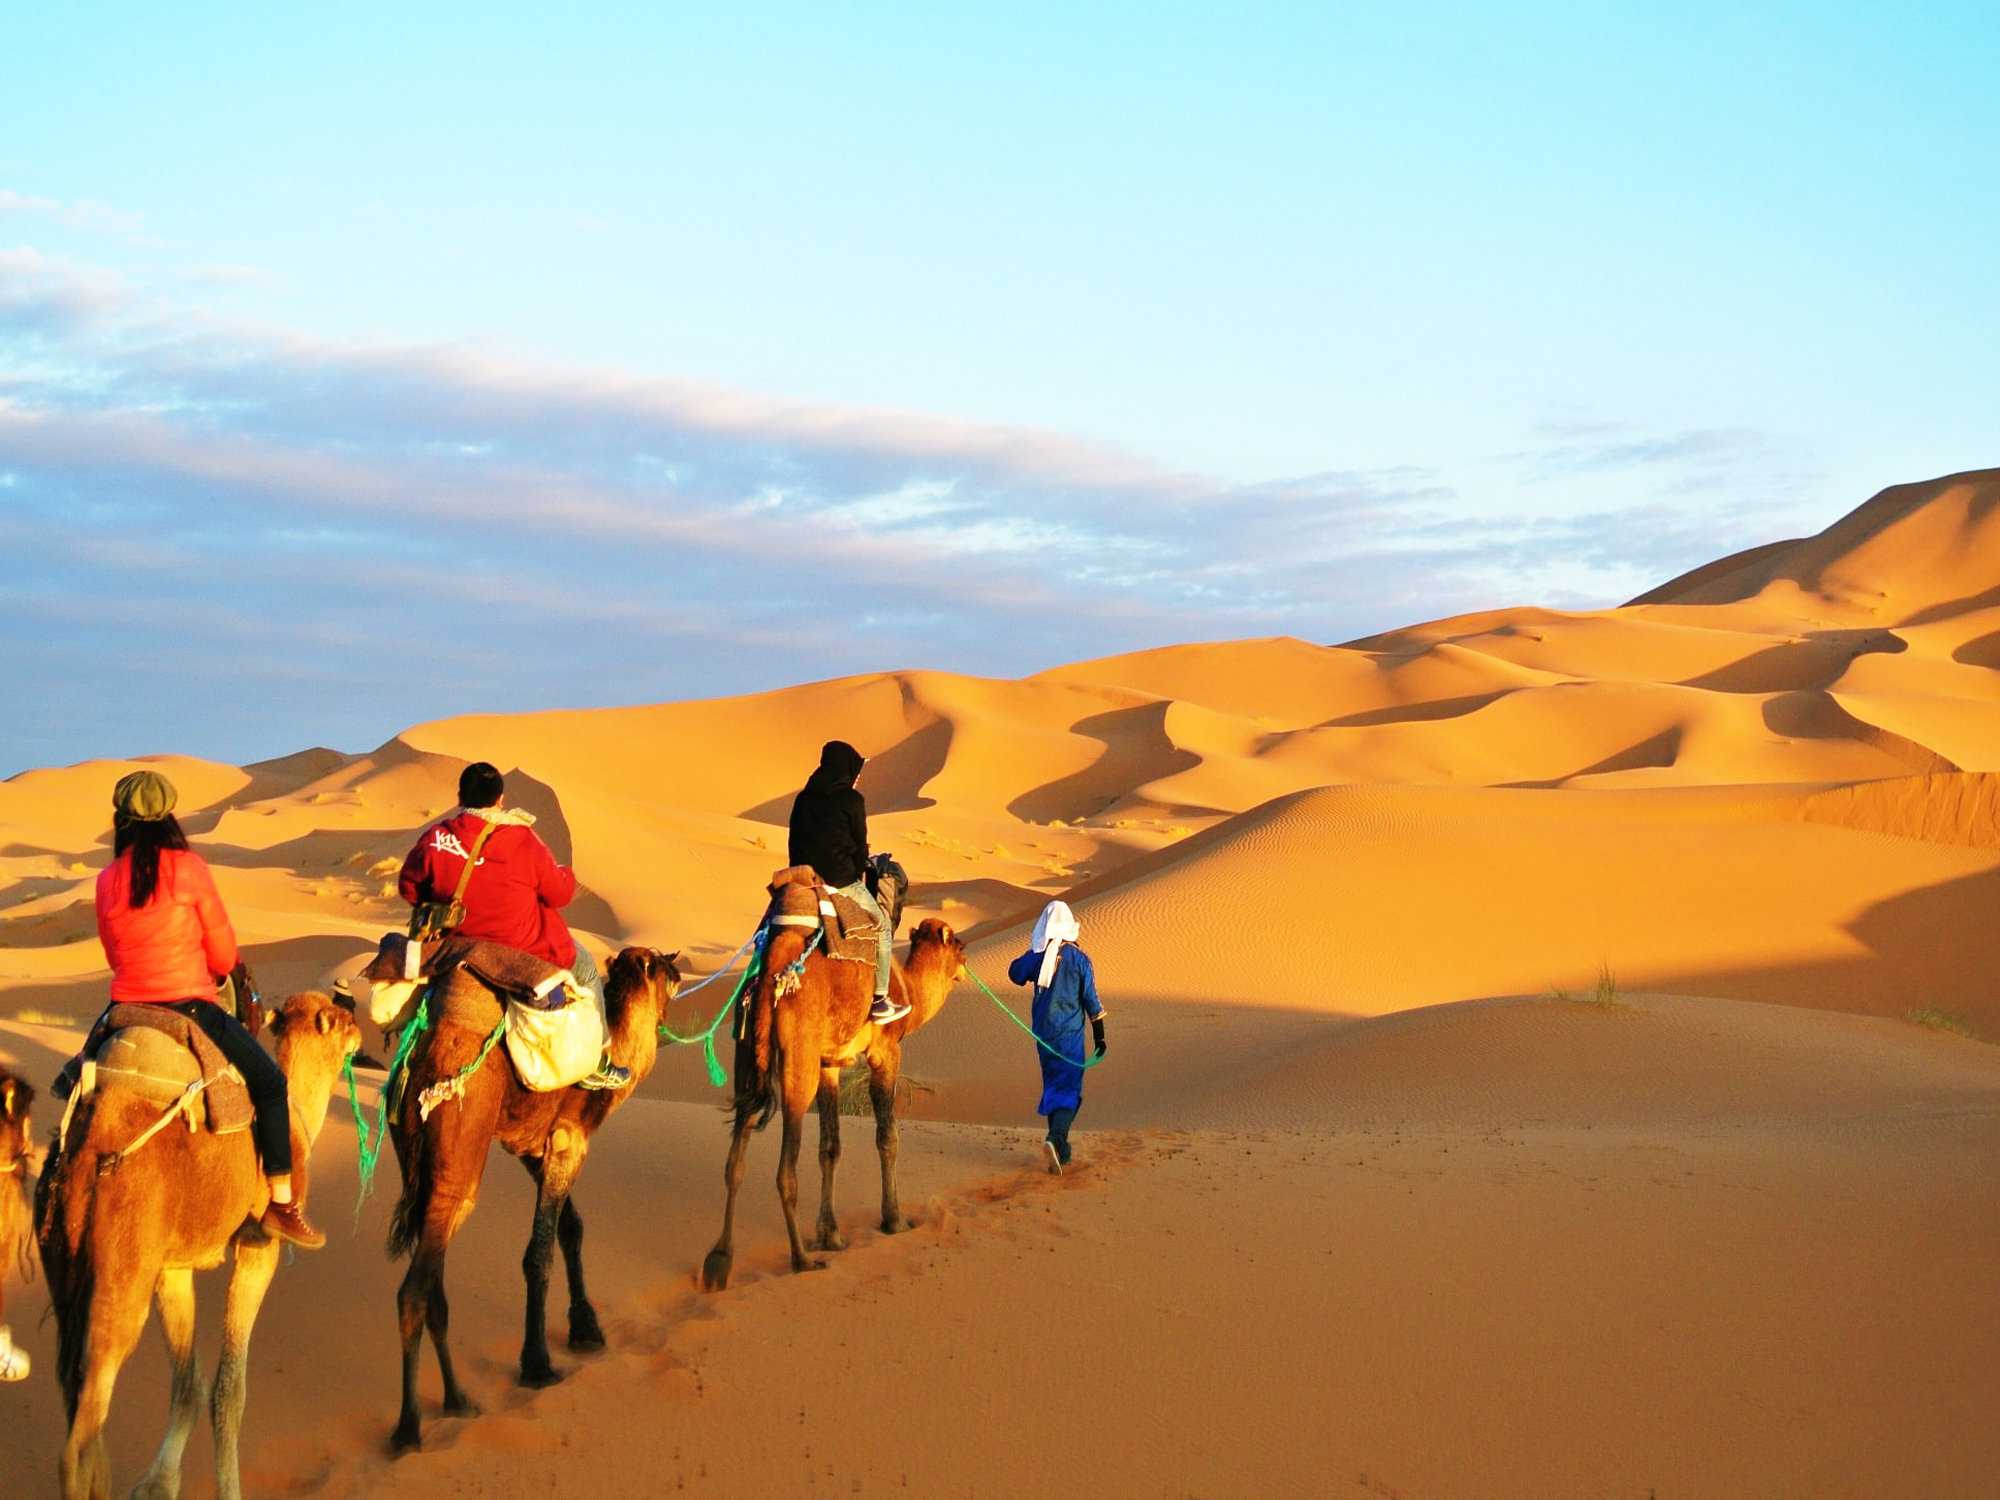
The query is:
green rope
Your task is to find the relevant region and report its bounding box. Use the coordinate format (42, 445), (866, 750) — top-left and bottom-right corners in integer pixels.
(964, 970), (1105, 1069)
(353, 993), (433, 1206)
(342, 1052), (374, 1226)
(656, 930), (765, 1088)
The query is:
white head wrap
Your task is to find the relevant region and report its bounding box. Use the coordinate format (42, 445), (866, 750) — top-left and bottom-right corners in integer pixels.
(1029, 900), (1080, 990)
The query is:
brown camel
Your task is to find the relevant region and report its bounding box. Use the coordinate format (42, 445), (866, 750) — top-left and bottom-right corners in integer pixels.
(700, 916), (966, 1292)
(33, 991), (361, 1500)
(1, 1068), (35, 1381)
(384, 945), (679, 1452)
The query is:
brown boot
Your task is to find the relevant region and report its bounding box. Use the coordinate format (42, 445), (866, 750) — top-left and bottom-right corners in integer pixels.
(261, 1198), (327, 1250)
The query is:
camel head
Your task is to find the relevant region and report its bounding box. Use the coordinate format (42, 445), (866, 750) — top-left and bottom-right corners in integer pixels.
(607, 947), (683, 1020)
(266, 990), (363, 1076)
(907, 918), (966, 982)
(0, 1072), (30, 1147)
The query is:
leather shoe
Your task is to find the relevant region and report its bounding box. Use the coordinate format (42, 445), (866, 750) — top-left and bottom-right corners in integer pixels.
(261, 1198), (327, 1250)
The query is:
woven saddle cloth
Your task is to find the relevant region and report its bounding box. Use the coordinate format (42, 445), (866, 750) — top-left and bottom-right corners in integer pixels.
(55, 1003), (255, 1135)
(764, 866), (882, 965)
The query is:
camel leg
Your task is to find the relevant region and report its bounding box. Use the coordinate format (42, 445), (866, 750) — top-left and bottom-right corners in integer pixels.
(776, 1034), (826, 1274)
(700, 1101), (757, 1292)
(131, 1267), (204, 1500)
(810, 1065), (846, 1252)
(871, 1053), (912, 1234)
(59, 1262), (154, 1500)
(393, 1196), (479, 1452)
(557, 1197), (604, 1351)
(518, 1124), (587, 1387)
(210, 1238), (279, 1500)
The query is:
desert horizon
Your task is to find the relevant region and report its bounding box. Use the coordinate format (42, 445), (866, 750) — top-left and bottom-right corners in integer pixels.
(4, 466), (1999, 1496)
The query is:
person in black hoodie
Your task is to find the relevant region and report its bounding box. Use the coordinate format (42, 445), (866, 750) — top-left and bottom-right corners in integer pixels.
(788, 740), (906, 1023)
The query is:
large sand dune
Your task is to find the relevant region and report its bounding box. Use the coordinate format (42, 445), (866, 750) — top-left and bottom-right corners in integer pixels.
(3, 467), (1999, 1496)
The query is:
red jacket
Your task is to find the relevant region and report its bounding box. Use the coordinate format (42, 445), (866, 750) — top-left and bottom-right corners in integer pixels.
(398, 811), (579, 969)
(95, 848), (240, 1004)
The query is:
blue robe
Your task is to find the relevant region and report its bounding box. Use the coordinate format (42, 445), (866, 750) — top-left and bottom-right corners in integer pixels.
(1007, 943), (1102, 1116)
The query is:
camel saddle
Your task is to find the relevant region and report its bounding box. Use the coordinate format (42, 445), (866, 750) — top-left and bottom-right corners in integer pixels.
(52, 1004), (254, 1136)
(764, 866), (881, 966)
(360, 932), (607, 1097)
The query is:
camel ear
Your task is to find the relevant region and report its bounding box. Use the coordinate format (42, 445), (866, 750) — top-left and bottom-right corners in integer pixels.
(267, 1009), (288, 1037)
(1, 1080), (13, 1118)
(315, 1007), (335, 1035)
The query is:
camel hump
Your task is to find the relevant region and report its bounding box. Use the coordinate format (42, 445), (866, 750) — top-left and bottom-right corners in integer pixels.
(81, 1014), (255, 1135)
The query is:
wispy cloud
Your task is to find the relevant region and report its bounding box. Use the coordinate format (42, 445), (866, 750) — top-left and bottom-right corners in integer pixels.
(0, 255), (1820, 772)
(0, 187), (155, 242)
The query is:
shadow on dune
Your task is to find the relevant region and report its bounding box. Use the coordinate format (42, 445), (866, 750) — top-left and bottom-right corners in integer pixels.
(1679, 628), (1905, 695)
(1645, 863), (2000, 1033)
(1008, 702), (1198, 824)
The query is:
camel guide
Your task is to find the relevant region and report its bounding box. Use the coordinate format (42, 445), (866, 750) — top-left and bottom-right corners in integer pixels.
(787, 740), (907, 1024)
(396, 761), (630, 1089)
(83, 770), (325, 1247)
(1008, 900), (1106, 1174)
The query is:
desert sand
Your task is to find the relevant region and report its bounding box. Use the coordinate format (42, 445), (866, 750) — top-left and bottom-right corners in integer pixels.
(3, 467), (1999, 1496)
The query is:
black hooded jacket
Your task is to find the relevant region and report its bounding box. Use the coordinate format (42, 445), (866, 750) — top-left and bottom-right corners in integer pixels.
(788, 741), (869, 887)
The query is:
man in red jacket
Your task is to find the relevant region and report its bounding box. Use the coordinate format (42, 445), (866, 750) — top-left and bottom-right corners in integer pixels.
(398, 762), (628, 1089)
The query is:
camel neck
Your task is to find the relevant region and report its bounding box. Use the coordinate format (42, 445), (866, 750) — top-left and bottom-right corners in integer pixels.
(280, 1047), (343, 1146)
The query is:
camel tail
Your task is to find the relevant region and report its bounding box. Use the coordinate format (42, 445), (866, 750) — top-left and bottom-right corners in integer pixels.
(34, 1110), (100, 1423)
(728, 956), (785, 1132)
(385, 1117), (429, 1261)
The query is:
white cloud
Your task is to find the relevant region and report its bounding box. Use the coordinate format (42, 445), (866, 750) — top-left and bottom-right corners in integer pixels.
(0, 255), (1828, 772)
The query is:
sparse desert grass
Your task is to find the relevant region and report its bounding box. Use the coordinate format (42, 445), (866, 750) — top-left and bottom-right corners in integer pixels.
(1910, 1006), (1988, 1042)
(1592, 963), (1620, 1007)
(1551, 963), (1621, 1008)
(837, 1065), (930, 1115)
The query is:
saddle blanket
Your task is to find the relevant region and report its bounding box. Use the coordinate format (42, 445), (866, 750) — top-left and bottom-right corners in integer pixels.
(764, 866), (881, 966)
(53, 1003), (254, 1135)
(361, 932), (607, 1093)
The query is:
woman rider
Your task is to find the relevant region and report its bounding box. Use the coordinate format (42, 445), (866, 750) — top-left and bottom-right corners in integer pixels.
(92, 770), (324, 1248)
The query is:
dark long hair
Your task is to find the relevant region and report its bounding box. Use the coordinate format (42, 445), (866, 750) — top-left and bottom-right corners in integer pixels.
(112, 813), (191, 908)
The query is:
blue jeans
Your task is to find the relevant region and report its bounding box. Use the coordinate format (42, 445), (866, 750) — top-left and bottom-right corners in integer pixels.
(834, 879), (892, 999)
(569, 940), (605, 1006)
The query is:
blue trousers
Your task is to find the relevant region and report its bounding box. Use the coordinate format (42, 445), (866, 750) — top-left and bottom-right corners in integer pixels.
(1046, 1105), (1077, 1166)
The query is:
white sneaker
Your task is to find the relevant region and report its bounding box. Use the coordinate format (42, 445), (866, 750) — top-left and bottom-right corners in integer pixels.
(869, 994), (910, 1024)
(0, 1326), (28, 1382)
(1043, 1139), (1062, 1176)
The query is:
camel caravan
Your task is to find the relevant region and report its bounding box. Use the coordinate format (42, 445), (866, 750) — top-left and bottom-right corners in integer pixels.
(16, 742), (1051, 1495)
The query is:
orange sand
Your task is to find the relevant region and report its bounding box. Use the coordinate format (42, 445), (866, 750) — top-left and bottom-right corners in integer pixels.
(3, 466), (2000, 1496)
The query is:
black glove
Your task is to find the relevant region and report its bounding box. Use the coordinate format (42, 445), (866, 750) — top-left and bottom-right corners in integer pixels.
(1091, 1016), (1107, 1059)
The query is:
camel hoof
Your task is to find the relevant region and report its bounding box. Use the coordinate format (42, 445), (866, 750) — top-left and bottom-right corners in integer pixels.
(568, 1308), (607, 1351)
(699, 1250), (733, 1292)
(519, 1363), (563, 1389)
(443, 1394), (482, 1419)
(391, 1423), (423, 1455)
(881, 1216), (913, 1235)
(810, 1230), (848, 1252)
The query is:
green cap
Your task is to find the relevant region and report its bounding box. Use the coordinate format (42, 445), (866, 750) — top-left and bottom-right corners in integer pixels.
(112, 770), (178, 822)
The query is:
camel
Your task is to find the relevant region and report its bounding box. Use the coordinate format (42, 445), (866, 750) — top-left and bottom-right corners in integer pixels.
(1, 1068), (35, 1381)
(33, 990), (361, 1500)
(700, 915), (966, 1293)
(383, 945), (679, 1452)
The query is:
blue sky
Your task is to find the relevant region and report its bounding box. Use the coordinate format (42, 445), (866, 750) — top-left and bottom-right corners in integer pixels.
(2, 3), (1995, 775)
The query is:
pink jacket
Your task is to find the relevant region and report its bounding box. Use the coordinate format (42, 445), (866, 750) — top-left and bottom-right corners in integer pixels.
(95, 848), (239, 1004)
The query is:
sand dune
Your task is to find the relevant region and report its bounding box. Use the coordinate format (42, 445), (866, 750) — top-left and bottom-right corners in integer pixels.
(4, 467), (2000, 1496)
